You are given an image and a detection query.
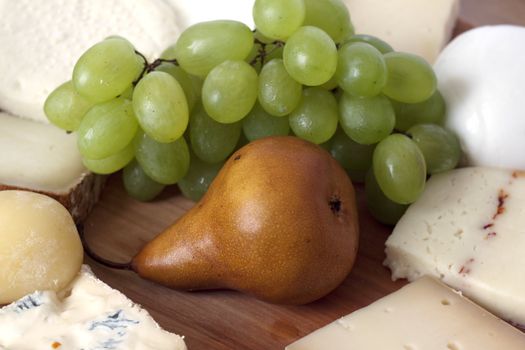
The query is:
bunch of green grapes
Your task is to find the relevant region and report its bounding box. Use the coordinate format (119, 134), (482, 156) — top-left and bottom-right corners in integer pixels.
(45, 0), (461, 225)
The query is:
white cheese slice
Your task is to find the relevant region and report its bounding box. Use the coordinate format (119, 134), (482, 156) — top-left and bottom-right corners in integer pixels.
(0, 265), (187, 350)
(0, 0), (181, 123)
(0, 112), (87, 194)
(385, 167), (525, 325)
(344, 0), (459, 63)
(286, 277), (525, 350)
(435, 25), (525, 169)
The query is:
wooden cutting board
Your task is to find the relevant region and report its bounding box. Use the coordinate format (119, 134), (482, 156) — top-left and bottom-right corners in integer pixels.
(83, 2), (525, 349)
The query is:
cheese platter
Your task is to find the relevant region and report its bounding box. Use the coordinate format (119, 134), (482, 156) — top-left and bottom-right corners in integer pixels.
(1, 0), (525, 348)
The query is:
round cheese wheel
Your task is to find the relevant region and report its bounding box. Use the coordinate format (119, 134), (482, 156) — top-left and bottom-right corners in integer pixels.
(434, 25), (525, 169)
(0, 190), (83, 304)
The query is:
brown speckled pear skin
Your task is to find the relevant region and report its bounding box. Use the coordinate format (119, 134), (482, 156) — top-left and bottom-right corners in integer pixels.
(132, 136), (359, 304)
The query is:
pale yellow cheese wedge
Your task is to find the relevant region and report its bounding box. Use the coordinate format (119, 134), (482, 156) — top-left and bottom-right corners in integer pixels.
(287, 277), (525, 350)
(344, 0), (460, 63)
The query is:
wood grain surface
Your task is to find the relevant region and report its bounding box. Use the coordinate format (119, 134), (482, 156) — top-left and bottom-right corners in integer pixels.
(82, 3), (525, 349)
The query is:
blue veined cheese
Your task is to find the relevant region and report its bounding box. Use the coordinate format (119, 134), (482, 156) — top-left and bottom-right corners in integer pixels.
(0, 266), (187, 350)
(385, 167), (525, 326)
(287, 277), (525, 350)
(0, 0), (181, 123)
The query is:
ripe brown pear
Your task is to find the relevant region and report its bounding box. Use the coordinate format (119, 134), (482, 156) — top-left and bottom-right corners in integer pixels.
(132, 136), (359, 304)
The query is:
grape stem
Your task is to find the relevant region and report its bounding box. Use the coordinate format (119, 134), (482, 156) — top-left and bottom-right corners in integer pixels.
(133, 50), (179, 86)
(249, 39), (285, 67)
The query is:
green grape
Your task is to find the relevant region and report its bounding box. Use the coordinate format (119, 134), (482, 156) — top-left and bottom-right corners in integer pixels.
(407, 124), (461, 175)
(383, 52), (437, 104)
(320, 74), (338, 90)
(253, 30), (275, 44)
(284, 26), (337, 86)
(120, 85), (134, 99)
(202, 60), (258, 124)
(155, 63), (199, 112)
(123, 160), (165, 201)
(134, 131), (190, 185)
(258, 59), (302, 117)
(373, 134), (426, 204)
(73, 38), (143, 103)
(243, 103), (290, 141)
(365, 170), (408, 225)
(236, 132), (250, 149)
(391, 90), (446, 131)
(77, 98), (138, 159)
(133, 71), (189, 143)
(289, 87), (338, 144)
(82, 142), (134, 175)
(303, 0), (353, 43)
(190, 104), (242, 163)
(319, 139), (332, 152)
(161, 44), (177, 60)
(330, 128), (375, 182)
(248, 41), (285, 72)
(44, 81), (93, 131)
(344, 34), (393, 54)
(336, 42), (387, 97)
(178, 156), (223, 202)
(265, 43), (284, 62)
(253, 0), (305, 40)
(174, 20), (254, 77)
(339, 94), (395, 145)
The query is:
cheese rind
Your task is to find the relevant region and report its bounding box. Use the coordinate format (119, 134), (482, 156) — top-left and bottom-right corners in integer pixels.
(343, 0), (459, 63)
(0, 0), (180, 123)
(385, 167), (525, 325)
(286, 277), (525, 350)
(0, 265), (187, 350)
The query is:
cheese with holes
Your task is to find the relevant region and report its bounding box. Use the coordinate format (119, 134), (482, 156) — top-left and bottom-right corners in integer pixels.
(385, 167), (525, 325)
(286, 277), (525, 350)
(0, 265), (187, 349)
(344, 0), (459, 63)
(0, 0), (181, 123)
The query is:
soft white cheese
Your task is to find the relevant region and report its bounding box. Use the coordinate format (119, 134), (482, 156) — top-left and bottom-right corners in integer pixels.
(0, 265), (187, 350)
(287, 277), (525, 350)
(435, 25), (525, 169)
(165, 0), (254, 29)
(0, 112), (87, 193)
(0, 0), (181, 123)
(385, 167), (525, 325)
(344, 0), (459, 63)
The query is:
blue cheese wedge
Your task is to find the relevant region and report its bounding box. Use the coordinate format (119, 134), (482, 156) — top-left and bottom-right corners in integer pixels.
(0, 265), (187, 349)
(286, 277), (525, 350)
(385, 167), (525, 326)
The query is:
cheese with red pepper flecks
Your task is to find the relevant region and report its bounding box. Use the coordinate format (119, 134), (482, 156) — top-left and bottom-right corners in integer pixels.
(385, 167), (525, 326)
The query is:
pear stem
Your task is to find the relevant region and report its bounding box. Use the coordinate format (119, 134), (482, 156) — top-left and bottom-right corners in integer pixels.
(77, 224), (133, 271)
